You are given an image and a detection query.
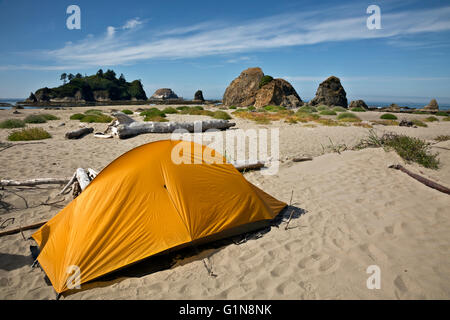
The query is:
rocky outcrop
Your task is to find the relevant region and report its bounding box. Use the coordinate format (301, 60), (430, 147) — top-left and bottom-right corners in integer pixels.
(151, 88), (178, 100)
(349, 99), (368, 110)
(309, 76), (348, 107)
(254, 79), (303, 108)
(223, 67), (302, 108)
(26, 92), (37, 103)
(194, 90), (205, 101)
(34, 87), (52, 102)
(423, 99), (439, 110)
(386, 103), (401, 112)
(223, 67), (264, 107)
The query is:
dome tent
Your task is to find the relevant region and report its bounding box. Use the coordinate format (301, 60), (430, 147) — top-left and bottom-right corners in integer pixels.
(33, 140), (286, 293)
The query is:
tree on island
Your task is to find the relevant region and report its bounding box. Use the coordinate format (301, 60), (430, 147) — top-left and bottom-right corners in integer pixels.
(75, 73), (83, 79)
(60, 73), (67, 84)
(104, 69), (116, 81)
(119, 73), (126, 84)
(67, 73), (75, 81)
(96, 69), (104, 77)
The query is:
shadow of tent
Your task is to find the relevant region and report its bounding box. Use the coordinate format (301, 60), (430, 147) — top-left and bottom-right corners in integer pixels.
(61, 205), (305, 298)
(0, 253), (33, 271)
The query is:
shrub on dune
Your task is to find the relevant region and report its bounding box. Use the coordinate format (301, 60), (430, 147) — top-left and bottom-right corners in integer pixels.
(121, 109), (133, 114)
(319, 110), (337, 115)
(297, 105), (317, 113)
(162, 107), (178, 114)
(412, 119), (427, 127)
(8, 127), (51, 141)
(41, 114), (60, 120)
(380, 113), (397, 120)
(337, 112), (361, 122)
(24, 114), (47, 123)
(443, 116), (450, 121)
(70, 113), (85, 120)
(212, 111), (232, 120)
(424, 116), (439, 122)
(435, 111), (449, 116)
(316, 105), (329, 111)
(332, 106), (347, 112)
(80, 114), (113, 123)
(0, 119), (26, 129)
(350, 107), (366, 112)
(144, 115), (168, 122)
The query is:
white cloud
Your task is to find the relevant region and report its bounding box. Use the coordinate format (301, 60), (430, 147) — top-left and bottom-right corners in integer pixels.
(106, 26), (115, 38)
(123, 18), (143, 30)
(5, 5), (450, 70)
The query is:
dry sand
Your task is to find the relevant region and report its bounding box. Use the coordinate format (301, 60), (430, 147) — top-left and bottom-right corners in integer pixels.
(0, 106), (449, 299)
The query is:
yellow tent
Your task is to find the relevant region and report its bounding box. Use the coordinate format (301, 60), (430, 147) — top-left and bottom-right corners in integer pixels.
(33, 140), (286, 293)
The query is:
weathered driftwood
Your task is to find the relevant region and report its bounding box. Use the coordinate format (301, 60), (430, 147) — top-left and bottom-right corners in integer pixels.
(94, 133), (113, 139)
(1, 178), (70, 187)
(0, 221), (46, 237)
(389, 164), (450, 195)
(65, 127), (94, 139)
(292, 157), (313, 162)
(232, 161), (265, 172)
(76, 168), (91, 191)
(116, 120), (236, 139)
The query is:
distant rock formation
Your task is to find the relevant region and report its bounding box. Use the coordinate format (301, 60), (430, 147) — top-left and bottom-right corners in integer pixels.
(194, 90), (205, 101)
(386, 103), (401, 112)
(349, 100), (368, 110)
(151, 88), (178, 100)
(223, 67), (263, 107)
(28, 70), (147, 103)
(223, 67), (302, 108)
(423, 99), (439, 110)
(255, 78), (303, 108)
(309, 76), (348, 107)
(26, 92), (37, 103)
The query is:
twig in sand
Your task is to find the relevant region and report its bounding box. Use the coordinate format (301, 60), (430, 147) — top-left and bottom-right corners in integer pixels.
(0, 141), (45, 152)
(284, 209), (295, 230)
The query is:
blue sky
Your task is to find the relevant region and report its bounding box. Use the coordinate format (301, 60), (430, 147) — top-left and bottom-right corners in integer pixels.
(0, 0), (450, 104)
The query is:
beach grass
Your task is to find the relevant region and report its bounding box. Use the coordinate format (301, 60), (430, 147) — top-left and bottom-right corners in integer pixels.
(424, 116), (439, 122)
(412, 119), (428, 127)
(319, 110), (337, 115)
(8, 127), (51, 141)
(443, 116), (450, 121)
(350, 107), (366, 112)
(434, 135), (450, 142)
(0, 119), (26, 129)
(24, 114), (47, 123)
(435, 111), (449, 116)
(355, 130), (439, 169)
(371, 120), (399, 126)
(337, 112), (361, 122)
(121, 109), (133, 114)
(297, 105), (317, 113)
(332, 106), (347, 112)
(143, 115), (168, 122)
(264, 105), (286, 112)
(316, 105), (329, 111)
(380, 113), (398, 120)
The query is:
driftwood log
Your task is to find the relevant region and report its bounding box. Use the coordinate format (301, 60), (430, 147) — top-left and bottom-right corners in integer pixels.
(0, 221), (46, 237)
(389, 164), (450, 195)
(0, 178), (70, 187)
(233, 161), (265, 172)
(110, 112), (236, 139)
(65, 127), (94, 139)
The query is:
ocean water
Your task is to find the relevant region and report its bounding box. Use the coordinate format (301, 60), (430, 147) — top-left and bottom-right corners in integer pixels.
(0, 98), (449, 110)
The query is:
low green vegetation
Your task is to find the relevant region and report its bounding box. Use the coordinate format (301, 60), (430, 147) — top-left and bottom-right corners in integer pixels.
(434, 135), (450, 142)
(8, 127), (51, 141)
(0, 119), (26, 129)
(24, 114), (47, 123)
(380, 113), (398, 120)
(319, 110), (337, 115)
(162, 107), (178, 114)
(140, 108), (167, 118)
(297, 105), (317, 113)
(371, 120), (399, 126)
(70, 110), (113, 123)
(259, 75), (273, 88)
(121, 109), (133, 114)
(212, 111), (231, 120)
(337, 112), (360, 122)
(264, 105), (286, 112)
(247, 106), (256, 111)
(424, 116), (439, 122)
(316, 105), (329, 111)
(350, 107), (366, 112)
(443, 116), (450, 121)
(143, 115), (168, 122)
(332, 106), (347, 112)
(229, 105), (237, 109)
(413, 110), (429, 114)
(412, 119), (427, 127)
(355, 130), (439, 169)
(435, 111), (449, 116)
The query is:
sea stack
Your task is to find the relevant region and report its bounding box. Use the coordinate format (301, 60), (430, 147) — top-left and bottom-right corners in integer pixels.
(349, 100), (368, 110)
(194, 90), (205, 101)
(423, 99), (439, 110)
(223, 67), (302, 108)
(151, 88), (178, 100)
(309, 76), (348, 107)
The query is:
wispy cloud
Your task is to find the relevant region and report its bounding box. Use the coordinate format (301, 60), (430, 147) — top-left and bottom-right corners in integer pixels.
(4, 4), (450, 70)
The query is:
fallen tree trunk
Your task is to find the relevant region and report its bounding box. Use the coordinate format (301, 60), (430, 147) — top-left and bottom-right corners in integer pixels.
(1, 178), (70, 187)
(389, 164), (450, 195)
(116, 120), (236, 139)
(292, 157), (313, 162)
(65, 127), (94, 139)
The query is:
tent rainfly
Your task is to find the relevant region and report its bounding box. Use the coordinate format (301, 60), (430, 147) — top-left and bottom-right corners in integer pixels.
(33, 140), (286, 293)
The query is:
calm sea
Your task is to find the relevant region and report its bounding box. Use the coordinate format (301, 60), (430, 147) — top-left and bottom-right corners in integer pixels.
(1, 98), (449, 110)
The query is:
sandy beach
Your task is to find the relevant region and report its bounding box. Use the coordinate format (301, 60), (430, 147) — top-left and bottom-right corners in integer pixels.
(0, 105), (449, 299)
